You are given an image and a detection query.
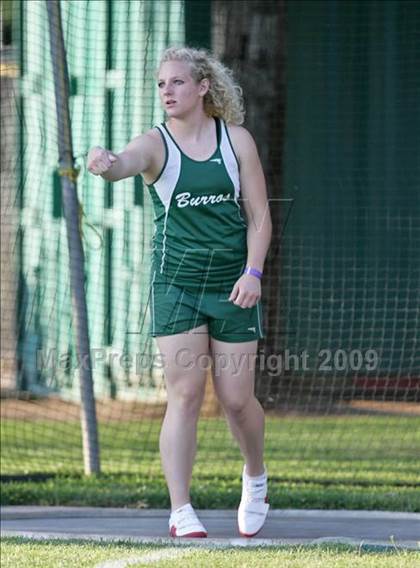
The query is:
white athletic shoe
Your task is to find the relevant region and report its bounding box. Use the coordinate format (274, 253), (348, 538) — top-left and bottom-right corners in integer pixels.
(169, 503), (208, 538)
(237, 465), (270, 537)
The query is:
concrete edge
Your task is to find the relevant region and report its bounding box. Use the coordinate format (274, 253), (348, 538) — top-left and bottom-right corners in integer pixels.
(1, 530), (419, 551)
(1, 506), (419, 521)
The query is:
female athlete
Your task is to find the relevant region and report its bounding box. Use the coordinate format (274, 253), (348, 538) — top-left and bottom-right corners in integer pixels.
(88, 46), (272, 538)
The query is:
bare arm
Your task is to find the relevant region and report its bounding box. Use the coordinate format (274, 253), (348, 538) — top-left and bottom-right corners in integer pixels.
(87, 131), (161, 182)
(231, 126), (272, 270)
(227, 126), (273, 308)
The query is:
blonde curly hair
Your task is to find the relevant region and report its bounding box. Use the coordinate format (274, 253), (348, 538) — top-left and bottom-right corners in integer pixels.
(158, 46), (245, 125)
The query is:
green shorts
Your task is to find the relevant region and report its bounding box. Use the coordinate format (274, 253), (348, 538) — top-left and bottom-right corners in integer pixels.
(149, 276), (265, 343)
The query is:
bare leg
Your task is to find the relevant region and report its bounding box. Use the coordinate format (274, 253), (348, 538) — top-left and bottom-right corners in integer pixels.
(210, 338), (265, 477)
(157, 324), (209, 511)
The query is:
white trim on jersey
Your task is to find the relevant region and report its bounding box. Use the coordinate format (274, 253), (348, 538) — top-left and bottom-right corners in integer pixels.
(150, 269), (156, 335)
(256, 301), (263, 337)
(220, 120), (240, 200)
(220, 121), (246, 226)
(154, 125), (182, 273)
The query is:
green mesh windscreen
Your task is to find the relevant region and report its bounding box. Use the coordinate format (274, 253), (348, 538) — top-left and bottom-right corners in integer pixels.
(0, 0), (419, 510)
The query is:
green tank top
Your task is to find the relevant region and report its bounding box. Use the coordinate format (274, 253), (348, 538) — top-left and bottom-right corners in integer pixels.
(147, 117), (248, 292)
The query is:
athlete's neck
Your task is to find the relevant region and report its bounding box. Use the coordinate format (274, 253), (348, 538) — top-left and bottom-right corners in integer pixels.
(167, 113), (215, 144)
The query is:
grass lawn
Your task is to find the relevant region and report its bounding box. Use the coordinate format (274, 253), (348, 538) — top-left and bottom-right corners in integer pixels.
(1, 415), (419, 511)
(1, 538), (419, 568)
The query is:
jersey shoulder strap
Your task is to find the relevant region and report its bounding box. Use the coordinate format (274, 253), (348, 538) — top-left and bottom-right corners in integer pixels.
(151, 124), (181, 209)
(219, 119), (241, 199)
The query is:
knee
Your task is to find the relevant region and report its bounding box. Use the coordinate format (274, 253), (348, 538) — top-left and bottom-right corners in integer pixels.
(220, 394), (252, 416)
(167, 382), (204, 415)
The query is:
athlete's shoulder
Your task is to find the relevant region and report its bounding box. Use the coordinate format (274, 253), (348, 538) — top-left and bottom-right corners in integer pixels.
(142, 127), (164, 146)
(225, 124), (257, 160)
(124, 128), (160, 148)
(125, 128), (164, 155)
(224, 123), (249, 136)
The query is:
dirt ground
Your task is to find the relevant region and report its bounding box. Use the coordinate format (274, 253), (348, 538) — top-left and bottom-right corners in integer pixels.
(1, 395), (419, 423)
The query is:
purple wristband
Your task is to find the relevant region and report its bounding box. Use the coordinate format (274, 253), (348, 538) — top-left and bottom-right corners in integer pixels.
(244, 266), (263, 279)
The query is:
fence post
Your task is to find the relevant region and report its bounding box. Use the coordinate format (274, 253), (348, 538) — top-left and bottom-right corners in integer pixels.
(46, 0), (100, 475)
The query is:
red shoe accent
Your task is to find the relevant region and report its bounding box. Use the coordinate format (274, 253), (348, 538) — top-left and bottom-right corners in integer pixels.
(265, 495), (269, 503)
(170, 525), (207, 538)
(239, 527), (263, 538)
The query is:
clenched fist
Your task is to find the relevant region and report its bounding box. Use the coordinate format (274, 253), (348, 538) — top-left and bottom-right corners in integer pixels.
(87, 146), (117, 175)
